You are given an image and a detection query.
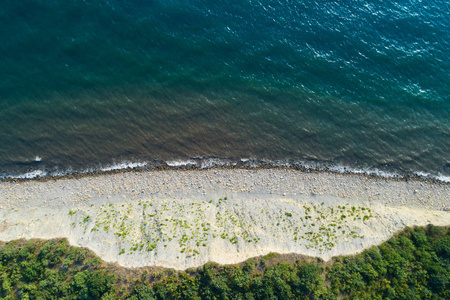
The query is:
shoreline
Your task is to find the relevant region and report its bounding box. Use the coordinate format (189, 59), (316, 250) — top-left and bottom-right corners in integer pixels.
(1, 162), (449, 185)
(0, 168), (449, 270)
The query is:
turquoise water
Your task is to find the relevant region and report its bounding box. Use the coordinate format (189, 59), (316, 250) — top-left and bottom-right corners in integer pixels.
(0, 1), (449, 180)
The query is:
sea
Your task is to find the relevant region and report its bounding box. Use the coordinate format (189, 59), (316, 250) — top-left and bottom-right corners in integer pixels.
(0, 0), (449, 181)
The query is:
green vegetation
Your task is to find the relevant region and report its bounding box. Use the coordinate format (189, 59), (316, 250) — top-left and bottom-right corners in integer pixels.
(0, 239), (115, 299)
(1, 225), (448, 299)
(68, 199), (372, 256)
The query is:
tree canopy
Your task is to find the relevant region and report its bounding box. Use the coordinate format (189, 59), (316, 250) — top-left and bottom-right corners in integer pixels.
(1, 225), (449, 299)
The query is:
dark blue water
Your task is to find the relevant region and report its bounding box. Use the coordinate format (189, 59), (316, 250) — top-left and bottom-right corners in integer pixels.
(0, 0), (449, 181)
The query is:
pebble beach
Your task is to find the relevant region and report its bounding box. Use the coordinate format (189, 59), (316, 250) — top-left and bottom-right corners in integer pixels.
(0, 168), (449, 270)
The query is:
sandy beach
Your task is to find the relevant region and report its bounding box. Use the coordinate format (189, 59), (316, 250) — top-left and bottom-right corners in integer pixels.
(0, 169), (449, 270)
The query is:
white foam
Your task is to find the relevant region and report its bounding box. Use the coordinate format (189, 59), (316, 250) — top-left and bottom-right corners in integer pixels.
(327, 165), (400, 178)
(436, 175), (450, 183)
(292, 160), (402, 178)
(166, 160), (196, 167)
(14, 170), (47, 179)
(3, 157), (449, 184)
(414, 171), (450, 183)
(100, 161), (147, 172)
(199, 158), (231, 169)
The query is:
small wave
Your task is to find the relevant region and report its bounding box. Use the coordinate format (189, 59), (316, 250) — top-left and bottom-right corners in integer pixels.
(198, 158), (232, 169)
(414, 171), (450, 183)
(240, 158), (261, 168)
(166, 160), (196, 167)
(12, 169), (48, 179)
(436, 175), (450, 183)
(325, 165), (401, 178)
(100, 161), (148, 172)
(1, 157), (449, 184)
